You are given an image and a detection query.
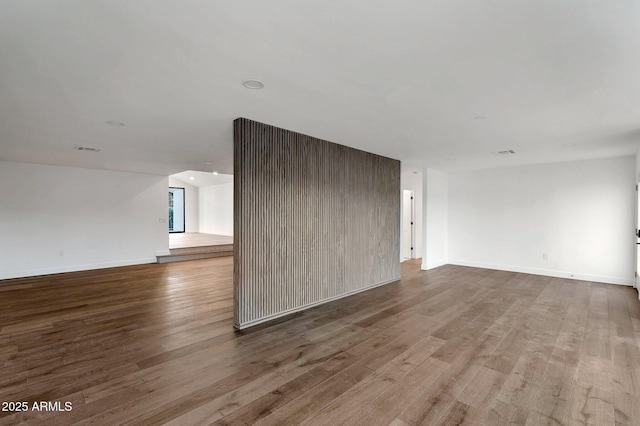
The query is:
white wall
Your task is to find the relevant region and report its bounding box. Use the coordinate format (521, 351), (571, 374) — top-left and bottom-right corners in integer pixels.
(199, 182), (233, 236)
(448, 156), (636, 285)
(0, 161), (169, 279)
(400, 169), (423, 260)
(168, 177), (199, 232)
(422, 168), (449, 270)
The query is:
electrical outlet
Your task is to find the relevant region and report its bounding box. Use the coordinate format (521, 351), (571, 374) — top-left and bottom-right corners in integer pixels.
(542, 253), (548, 260)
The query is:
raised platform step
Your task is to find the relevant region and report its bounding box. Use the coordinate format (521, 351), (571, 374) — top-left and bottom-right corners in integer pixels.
(157, 244), (233, 263)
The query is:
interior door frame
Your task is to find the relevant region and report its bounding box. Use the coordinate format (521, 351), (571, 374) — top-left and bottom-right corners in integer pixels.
(402, 189), (415, 260)
(633, 182), (640, 294)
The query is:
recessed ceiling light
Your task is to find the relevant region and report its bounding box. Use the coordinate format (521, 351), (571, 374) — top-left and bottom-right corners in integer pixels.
(242, 80), (264, 89)
(213, 171), (219, 175)
(474, 115), (489, 120)
(562, 143), (576, 147)
(189, 177), (195, 180)
(205, 162), (213, 165)
(106, 120), (125, 126)
(75, 146), (101, 153)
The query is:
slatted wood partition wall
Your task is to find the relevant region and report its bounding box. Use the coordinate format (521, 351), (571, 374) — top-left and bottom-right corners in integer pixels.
(233, 118), (401, 329)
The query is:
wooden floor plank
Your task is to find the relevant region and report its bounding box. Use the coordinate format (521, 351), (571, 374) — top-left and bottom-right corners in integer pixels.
(169, 232), (233, 249)
(1, 258), (639, 425)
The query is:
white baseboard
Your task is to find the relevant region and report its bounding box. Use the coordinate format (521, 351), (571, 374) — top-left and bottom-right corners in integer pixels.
(448, 259), (634, 286)
(155, 250), (171, 256)
(421, 260), (448, 271)
(0, 258), (158, 281)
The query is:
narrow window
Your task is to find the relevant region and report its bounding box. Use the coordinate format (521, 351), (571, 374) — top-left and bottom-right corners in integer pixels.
(168, 187), (185, 233)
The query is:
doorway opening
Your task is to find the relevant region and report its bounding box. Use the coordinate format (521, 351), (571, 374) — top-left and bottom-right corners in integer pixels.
(636, 183), (639, 294)
(402, 190), (415, 261)
(168, 187), (185, 233)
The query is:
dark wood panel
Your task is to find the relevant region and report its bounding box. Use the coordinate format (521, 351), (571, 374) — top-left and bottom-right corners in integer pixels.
(233, 118), (401, 329)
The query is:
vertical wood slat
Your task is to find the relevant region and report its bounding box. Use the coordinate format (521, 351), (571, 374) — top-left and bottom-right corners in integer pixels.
(233, 118), (401, 329)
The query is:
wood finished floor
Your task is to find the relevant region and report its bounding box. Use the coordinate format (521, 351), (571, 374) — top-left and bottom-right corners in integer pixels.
(1, 258), (640, 425)
(169, 233), (233, 250)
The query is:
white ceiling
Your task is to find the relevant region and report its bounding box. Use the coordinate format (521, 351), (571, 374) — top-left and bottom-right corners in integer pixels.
(1, 1), (639, 176)
(171, 170), (233, 188)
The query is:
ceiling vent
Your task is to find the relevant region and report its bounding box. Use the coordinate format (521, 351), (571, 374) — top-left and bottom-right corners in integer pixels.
(75, 146), (101, 153)
(496, 149), (515, 155)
